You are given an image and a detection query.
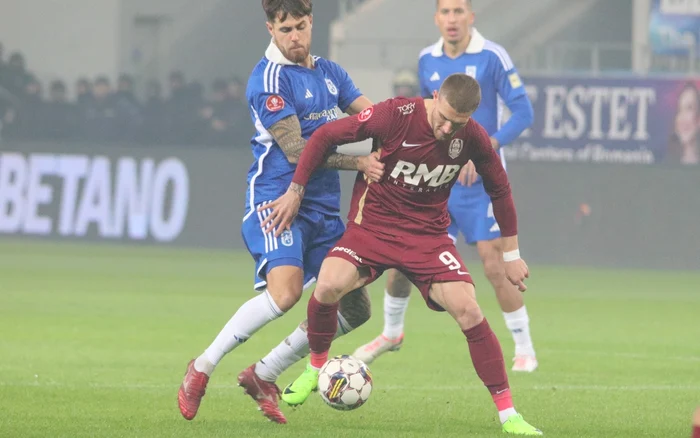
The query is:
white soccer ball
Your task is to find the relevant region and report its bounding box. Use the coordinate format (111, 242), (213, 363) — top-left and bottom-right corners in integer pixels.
(317, 355), (373, 411)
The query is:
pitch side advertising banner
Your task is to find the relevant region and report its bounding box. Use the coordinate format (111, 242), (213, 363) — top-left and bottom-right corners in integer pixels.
(506, 76), (700, 166)
(648, 0), (700, 56)
(0, 142), (243, 248)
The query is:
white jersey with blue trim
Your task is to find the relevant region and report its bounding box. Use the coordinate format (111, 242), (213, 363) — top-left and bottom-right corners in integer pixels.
(244, 41), (362, 219)
(418, 29), (527, 174)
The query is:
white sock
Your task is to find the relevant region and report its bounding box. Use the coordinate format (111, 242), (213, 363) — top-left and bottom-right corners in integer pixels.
(199, 290), (284, 372)
(499, 407), (518, 424)
(382, 290), (409, 340)
(503, 305), (535, 357)
(255, 312), (354, 382)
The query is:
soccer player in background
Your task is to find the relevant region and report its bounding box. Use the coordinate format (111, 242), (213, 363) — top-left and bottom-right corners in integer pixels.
(264, 73), (543, 435)
(693, 406), (700, 438)
(177, 0), (384, 424)
(353, 0), (539, 373)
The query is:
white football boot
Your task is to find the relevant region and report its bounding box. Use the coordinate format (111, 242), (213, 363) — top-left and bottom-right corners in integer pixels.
(352, 334), (404, 364)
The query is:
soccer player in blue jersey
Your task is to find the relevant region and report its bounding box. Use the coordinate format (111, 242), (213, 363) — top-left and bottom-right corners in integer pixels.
(353, 0), (539, 373)
(178, 0), (383, 424)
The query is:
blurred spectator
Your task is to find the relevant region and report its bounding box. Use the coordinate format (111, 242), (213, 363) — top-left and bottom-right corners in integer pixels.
(0, 43), (251, 146)
(81, 75), (119, 142)
(3, 76), (44, 140)
(165, 70), (199, 144)
(392, 69), (421, 98)
(2, 52), (32, 98)
(44, 80), (78, 140)
(113, 73), (142, 142)
(75, 77), (93, 109)
(139, 79), (166, 144)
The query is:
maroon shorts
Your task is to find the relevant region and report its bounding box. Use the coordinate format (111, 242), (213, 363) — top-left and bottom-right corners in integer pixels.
(327, 224), (474, 311)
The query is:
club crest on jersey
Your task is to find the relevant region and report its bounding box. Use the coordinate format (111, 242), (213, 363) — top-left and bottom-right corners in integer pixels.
(281, 230), (294, 247)
(358, 106), (373, 122)
(325, 78), (338, 95)
(465, 66), (477, 78)
(449, 138), (463, 159)
(266, 95), (285, 112)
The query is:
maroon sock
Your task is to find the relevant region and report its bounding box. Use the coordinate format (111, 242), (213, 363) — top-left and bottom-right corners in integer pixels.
(463, 318), (513, 411)
(693, 425), (700, 438)
(307, 294), (339, 368)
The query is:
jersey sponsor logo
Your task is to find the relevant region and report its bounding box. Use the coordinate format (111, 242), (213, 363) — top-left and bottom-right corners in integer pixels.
(358, 107), (374, 122)
(303, 106), (341, 122)
(397, 102), (415, 115)
(389, 160), (461, 189)
(332, 246), (363, 263)
(508, 72), (523, 89)
(325, 78), (338, 95)
(448, 138), (463, 159)
(265, 95), (285, 112)
(465, 66), (477, 78)
(280, 229), (294, 247)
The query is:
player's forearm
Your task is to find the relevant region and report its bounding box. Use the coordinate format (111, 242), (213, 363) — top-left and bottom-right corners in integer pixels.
(492, 194), (518, 238)
(501, 235), (520, 254)
(492, 95), (534, 147)
(321, 153), (359, 171)
(292, 126), (337, 187)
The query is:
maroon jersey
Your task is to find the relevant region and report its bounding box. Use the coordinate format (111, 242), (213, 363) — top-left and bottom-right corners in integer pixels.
(293, 97), (517, 238)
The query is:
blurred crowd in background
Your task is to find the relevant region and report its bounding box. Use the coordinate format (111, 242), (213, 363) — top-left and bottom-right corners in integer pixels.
(0, 43), (249, 146)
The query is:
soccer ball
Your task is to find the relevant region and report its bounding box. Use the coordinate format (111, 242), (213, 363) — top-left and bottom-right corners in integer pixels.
(317, 355), (373, 410)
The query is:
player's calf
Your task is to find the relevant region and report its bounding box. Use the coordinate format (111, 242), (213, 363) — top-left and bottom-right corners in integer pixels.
(338, 287), (372, 329)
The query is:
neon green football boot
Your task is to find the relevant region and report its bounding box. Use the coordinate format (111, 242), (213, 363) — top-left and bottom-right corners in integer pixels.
(280, 363), (319, 406)
(502, 414), (543, 435)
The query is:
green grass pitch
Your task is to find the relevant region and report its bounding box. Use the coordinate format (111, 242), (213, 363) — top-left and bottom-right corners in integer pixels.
(0, 239), (698, 437)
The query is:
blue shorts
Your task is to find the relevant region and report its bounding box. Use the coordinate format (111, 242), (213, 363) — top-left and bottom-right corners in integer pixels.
(242, 206), (345, 291)
(447, 183), (501, 245)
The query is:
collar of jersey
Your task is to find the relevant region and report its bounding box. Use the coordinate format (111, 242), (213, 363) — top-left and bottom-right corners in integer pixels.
(430, 28), (485, 57)
(265, 39), (315, 67)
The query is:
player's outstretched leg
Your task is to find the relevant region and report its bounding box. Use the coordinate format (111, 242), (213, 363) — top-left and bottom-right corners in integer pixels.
(293, 258), (368, 389)
(178, 265), (302, 423)
(266, 287), (371, 406)
(477, 239), (538, 372)
(353, 269), (410, 364)
(692, 406), (700, 438)
(429, 281), (543, 435)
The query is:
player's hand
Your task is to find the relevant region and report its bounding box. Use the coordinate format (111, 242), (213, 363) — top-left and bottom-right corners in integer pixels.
(258, 186), (303, 237)
(504, 258), (529, 292)
(357, 152), (384, 183)
(458, 160), (479, 187)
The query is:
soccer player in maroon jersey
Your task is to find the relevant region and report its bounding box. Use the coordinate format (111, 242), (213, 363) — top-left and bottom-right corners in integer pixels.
(693, 407), (700, 438)
(261, 73), (542, 435)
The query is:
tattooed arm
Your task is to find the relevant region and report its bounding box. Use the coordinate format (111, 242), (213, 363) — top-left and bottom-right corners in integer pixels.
(268, 115), (359, 170)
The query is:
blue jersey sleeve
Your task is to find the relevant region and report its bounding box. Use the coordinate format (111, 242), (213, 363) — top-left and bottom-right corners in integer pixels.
(248, 64), (297, 130)
(491, 50), (534, 146)
(330, 61), (362, 112)
(418, 55), (433, 98)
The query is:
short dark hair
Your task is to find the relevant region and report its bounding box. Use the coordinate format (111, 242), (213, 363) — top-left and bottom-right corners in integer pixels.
(262, 0), (312, 23)
(439, 73), (481, 114)
(436, 0), (472, 9)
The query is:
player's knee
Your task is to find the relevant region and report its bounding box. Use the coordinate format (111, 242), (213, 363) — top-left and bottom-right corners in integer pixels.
(314, 278), (346, 304)
(479, 244), (505, 283)
(387, 270), (412, 298)
(338, 287), (372, 328)
(267, 285), (303, 312)
(453, 305), (484, 331)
